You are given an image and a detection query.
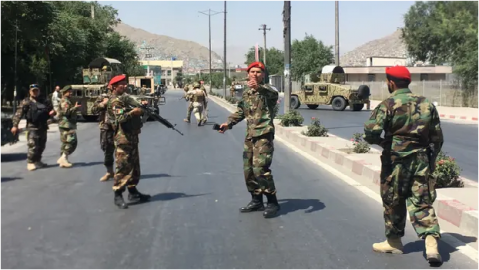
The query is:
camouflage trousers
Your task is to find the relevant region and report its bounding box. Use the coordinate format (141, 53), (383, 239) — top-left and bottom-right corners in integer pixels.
(100, 129), (115, 167)
(380, 152), (440, 239)
(243, 133), (276, 195)
(113, 135), (140, 191)
(59, 128), (77, 155)
(26, 129), (47, 163)
(186, 102), (193, 120)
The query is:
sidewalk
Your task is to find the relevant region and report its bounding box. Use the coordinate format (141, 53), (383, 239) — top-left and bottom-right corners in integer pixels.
(209, 94), (478, 244)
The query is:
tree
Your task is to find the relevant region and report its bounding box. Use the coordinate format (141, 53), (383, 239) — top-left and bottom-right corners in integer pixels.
(291, 34), (334, 83)
(244, 47), (284, 76)
(402, 1), (478, 89)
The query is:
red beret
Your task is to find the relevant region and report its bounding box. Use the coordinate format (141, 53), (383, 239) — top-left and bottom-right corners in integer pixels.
(385, 65), (411, 81)
(247, 61), (265, 72)
(108, 74), (127, 86)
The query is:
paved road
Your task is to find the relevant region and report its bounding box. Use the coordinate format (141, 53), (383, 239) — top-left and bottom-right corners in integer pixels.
(2, 90), (477, 268)
(212, 89), (478, 181)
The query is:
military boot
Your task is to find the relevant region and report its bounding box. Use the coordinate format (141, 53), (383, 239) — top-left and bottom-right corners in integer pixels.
(263, 193), (281, 218)
(184, 118), (190, 123)
(372, 237), (404, 254)
(239, 192), (265, 213)
(425, 235), (442, 264)
(100, 166), (114, 182)
(58, 153), (73, 168)
(114, 190), (128, 209)
(127, 186), (151, 203)
(27, 163), (37, 171)
(35, 160), (47, 168)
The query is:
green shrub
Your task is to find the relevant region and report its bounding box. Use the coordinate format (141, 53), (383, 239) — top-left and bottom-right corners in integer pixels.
(279, 110), (304, 127)
(301, 117), (329, 137)
(433, 151), (463, 188)
(349, 133), (371, 153)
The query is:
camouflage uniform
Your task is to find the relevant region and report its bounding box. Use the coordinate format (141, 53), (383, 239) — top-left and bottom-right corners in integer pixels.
(186, 87), (206, 126)
(57, 86), (79, 168)
(92, 92), (115, 181)
(364, 87), (444, 258)
(12, 95), (52, 170)
(227, 82), (279, 217)
(230, 82), (236, 97)
(183, 84), (194, 123)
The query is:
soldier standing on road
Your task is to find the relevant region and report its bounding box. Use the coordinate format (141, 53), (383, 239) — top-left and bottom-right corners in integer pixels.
(11, 84), (56, 171)
(186, 82), (206, 126)
(200, 81), (209, 122)
(57, 85), (81, 168)
(230, 81), (236, 97)
(218, 62), (280, 218)
(107, 75), (151, 209)
(92, 84), (115, 182)
(363, 65), (444, 264)
(51, 85), (61, 121)
(183, 84), (194, 123)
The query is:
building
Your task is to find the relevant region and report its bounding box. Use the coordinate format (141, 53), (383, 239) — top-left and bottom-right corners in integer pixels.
(139, 60), (184, 86)
(343, 56), (452, 82)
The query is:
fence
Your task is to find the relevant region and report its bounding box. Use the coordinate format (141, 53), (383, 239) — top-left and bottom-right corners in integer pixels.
(347, 81), (478, 108)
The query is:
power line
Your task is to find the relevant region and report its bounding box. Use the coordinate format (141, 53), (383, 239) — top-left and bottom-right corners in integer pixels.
(198, 9), (223, 91)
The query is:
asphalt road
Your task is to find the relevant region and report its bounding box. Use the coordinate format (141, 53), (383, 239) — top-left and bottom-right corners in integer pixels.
(2, 90), (477, 268)
(213, 88), (478, 181)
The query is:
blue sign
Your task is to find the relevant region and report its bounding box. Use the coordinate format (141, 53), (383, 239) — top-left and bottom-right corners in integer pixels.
(171, 57), (176, 61)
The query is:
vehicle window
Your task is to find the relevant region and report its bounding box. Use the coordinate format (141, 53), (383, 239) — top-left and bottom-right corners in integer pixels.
(304, 85), (313, 91)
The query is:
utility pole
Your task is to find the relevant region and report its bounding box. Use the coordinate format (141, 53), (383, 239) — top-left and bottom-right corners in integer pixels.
(283, 1), (291, 113)
(335, 1), (339, 65)
(258, 24), (271, 65)
(199, 9), (222, 93)
(223, 1), (227, 97)
(91, 3), (95, 19)
(13, 19), (18, 113)
(140, 45), (154, 76)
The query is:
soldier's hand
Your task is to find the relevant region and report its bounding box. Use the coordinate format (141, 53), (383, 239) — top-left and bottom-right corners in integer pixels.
(11, 127), (18, 135)
(247, 79), (258, 89)
(130, 107), (143, 116)
(218, 123), (229, 134)
(101, 98), (109, 104)
(49, 110), (56, 116)
(75, 102), (81, 108)
(141, 100), (148, 105)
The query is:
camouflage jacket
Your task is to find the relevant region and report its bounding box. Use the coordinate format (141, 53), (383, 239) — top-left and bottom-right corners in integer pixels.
(227, 84), (279, 139)
(107, 93), (143, 144)
(363, 88), (444, 159)
(91, 94), (113, 130)
(12, 97), (52, 130)
(58, 97), (78, 129)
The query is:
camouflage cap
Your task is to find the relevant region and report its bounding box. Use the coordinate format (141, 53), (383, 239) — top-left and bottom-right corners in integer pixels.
(60, 85), (72, 94)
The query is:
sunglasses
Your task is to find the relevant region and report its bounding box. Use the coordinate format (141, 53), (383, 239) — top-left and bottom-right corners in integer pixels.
(29, 84), (40, 89)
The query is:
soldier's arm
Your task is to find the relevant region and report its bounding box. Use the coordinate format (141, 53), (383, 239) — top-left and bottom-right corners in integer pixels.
(227, 99), (246, 126)
(61, 100), (78, 117)
(91, 96), (106, 114)
(111, 99), (135, 124)
(363, 102), (388, 145)
(11, 99), (28, 128)
(258, 84), (279, 102)
(429, 104), (444, 153)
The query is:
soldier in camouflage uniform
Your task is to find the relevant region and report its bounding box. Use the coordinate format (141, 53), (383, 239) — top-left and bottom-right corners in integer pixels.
(200, 82), (209, 122)
(230, 81), (236, 97)
(186, 83), (207, 126)
(91, 84), (115, 181)
(218, 62), (280, 218)
(107, 75), (151, 209)
(183, 84), (194, 123)
(11, 84), (55, 171)
(363, 66), (443, 264)
(57, 85), (81, 168)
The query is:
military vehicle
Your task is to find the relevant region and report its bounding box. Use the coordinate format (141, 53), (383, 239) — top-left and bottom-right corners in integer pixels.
(126, 76), (165, 119)
(290, 65), (370, 111)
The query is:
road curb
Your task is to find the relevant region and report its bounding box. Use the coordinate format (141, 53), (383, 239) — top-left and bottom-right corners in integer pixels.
(439, 114), (478, 122)
(209, 95), (478, 239)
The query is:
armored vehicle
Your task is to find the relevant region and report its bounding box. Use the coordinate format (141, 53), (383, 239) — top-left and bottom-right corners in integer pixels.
(290, 65), (370, 111)
(126, 79), (165, 120)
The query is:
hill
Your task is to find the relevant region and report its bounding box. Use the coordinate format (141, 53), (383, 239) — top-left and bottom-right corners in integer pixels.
(113, 22), (224, 72)
(340, 30), (408, 67)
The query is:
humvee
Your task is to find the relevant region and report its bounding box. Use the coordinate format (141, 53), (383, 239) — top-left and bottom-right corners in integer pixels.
(290, 65), (370, 111)
(126, 77), (165, 120)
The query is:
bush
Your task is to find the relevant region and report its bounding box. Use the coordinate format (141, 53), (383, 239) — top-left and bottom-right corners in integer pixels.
(349, 133), (371, 153)
(301, 117), (329, 137)
(279, 110), (304, 127)
(433, 151), (464, 188)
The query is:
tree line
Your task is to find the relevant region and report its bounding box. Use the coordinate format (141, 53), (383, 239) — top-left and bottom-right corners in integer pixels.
(1, 1), (143, 101)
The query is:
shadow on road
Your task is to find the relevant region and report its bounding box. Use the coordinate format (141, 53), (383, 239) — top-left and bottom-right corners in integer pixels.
(74, 161), (104, 167)
(128, 192), (209, 207)
(278, 198), (326, 216)
(141, 173), (172, 180)
(1, 153), (27, 163)
(1, 177), (22, 182)
(402, 232), (477, 266)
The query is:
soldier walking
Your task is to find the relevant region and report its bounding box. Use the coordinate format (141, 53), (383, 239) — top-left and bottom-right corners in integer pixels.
(218, 62), (280, 218)
(200, 82), (209, 122)
(11, 84), (55, 171)
(363, 66), (443, 264)
(92, 84), (115, 181)
(183, 84), (194, 123)
(107, 75), (151, 209)
(186, 82), (207, 126)
(57, 85), (81, 168)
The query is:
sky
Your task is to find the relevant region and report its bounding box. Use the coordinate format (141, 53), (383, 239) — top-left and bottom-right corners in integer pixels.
(98, 0), (415, 65)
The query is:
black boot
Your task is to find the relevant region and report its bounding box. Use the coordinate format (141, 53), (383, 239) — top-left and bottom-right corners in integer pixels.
(263, 193), (280, 218)
(114, 190), (128, 209)
(239, 192), (265, 213)
(127, 186), (151, 203)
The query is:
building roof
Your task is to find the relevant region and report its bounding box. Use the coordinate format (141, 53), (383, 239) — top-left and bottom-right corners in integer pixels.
(139, 60), (184, 68)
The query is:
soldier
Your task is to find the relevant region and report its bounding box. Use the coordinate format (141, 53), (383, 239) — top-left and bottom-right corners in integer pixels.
(230, 81), (236, 97)
(107, 74), (151, 209)
(139, 85), (146, 95)
(57, 85), (81, 168)
(186, 82), (206, 126)
(183, 84), (194, 123)
(11, 84), (55, 171)
(363, 66), (443, 264)
(200, 81), (209, 122)
(91, 84), (115, 181)
(218, 62), (280, 218)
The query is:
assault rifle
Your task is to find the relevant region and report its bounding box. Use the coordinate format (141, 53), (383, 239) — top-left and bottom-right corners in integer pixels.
(124, 98), (184, 136)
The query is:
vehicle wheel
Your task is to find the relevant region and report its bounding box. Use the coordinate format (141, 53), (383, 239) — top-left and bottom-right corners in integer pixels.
(357, 85), (370, 99)
(307, 105), (319, 110)
(331, 97), (347, 111)
(352, 104), (364, 111)
(291, 95), (301, 109)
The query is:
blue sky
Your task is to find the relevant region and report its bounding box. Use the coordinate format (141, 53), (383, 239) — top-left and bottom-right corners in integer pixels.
(99, 0), (415, 65)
